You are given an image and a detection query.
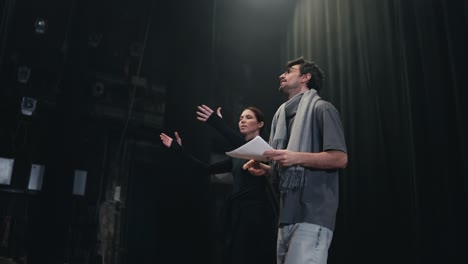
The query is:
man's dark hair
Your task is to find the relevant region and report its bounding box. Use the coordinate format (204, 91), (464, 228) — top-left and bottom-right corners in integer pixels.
(286, 57), (324, 93)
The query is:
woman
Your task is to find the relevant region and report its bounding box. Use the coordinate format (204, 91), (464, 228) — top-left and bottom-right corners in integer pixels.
(160, 105), (277, 264)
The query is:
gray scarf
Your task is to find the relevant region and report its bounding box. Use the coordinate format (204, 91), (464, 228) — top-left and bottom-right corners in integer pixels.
(270, 89), (322, 191)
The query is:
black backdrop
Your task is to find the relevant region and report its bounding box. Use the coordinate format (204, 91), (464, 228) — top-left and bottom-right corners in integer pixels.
(281, 1), (467, 263)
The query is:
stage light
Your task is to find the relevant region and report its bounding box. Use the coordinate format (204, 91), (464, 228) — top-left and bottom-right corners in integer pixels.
(21, 97), (37, 116)
(17, 66), (31, 84)
(28, 164), (45, 191)
(114, 186), (121, 202)
(73, 170), (87, 196)
(34, 18), (47, 34)
(0, 157), (14, 185)
(88, 33), (102, 47)
(92, 81), (105, 97)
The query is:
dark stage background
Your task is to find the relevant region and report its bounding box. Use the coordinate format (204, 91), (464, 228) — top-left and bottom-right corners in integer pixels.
(0, 0), (467, 263)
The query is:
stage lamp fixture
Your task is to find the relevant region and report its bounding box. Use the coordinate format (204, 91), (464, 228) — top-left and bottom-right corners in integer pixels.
(34, 18), (47, 34)
(0, 157), (14, 185)
(21, 97), (37, 116)
(92, 81), (105, 97)
(88, 33), (102, 48)
(17, 66), (31, 84)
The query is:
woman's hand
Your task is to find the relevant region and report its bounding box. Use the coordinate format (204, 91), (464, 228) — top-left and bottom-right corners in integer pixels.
(196, 104), (222, 122)
(160, 132), (182, 147)
(242, 160), (270, 176)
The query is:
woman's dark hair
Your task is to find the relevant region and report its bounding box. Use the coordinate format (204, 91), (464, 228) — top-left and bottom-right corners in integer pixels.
(244, 106), (265, 134)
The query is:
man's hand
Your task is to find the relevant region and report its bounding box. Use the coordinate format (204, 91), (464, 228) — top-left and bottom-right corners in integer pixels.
(196, 104), (222, 122)
(263, 149), (297, 167)
(264, 149), (348, 169)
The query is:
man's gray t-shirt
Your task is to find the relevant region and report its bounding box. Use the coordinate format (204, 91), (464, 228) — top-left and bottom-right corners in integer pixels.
(279, 99), (347, 231)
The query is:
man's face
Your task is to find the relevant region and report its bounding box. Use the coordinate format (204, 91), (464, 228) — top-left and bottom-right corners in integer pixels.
(278, 65), (302, 94)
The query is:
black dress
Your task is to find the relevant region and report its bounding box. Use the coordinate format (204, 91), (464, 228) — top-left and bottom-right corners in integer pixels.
(170, 115), (278, 264)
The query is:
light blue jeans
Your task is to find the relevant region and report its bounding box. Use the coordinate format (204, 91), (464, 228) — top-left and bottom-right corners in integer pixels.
(277, 223), (333, 264)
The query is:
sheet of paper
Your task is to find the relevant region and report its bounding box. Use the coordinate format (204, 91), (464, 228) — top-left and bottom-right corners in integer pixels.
(225, 135), (273, 162)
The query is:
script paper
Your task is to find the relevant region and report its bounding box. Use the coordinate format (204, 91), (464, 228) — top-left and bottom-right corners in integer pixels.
(225, 135), (273, 162)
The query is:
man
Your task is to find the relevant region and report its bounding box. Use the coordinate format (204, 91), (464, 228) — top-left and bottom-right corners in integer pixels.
(243, 57), (348, 264)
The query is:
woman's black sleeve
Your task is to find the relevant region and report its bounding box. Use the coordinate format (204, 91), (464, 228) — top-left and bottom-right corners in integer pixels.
(169, 142), (232, 174)
(205, 114), (245, 149)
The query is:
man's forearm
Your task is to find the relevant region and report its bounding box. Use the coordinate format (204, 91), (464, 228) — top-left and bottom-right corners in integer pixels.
(296, 150), (347, 170)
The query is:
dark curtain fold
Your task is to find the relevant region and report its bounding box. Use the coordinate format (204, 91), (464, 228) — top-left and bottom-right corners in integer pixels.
(284, 0), (467, 263)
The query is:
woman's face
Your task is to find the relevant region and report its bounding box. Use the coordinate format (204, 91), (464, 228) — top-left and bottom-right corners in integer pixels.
(238, 109), (263, 140)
